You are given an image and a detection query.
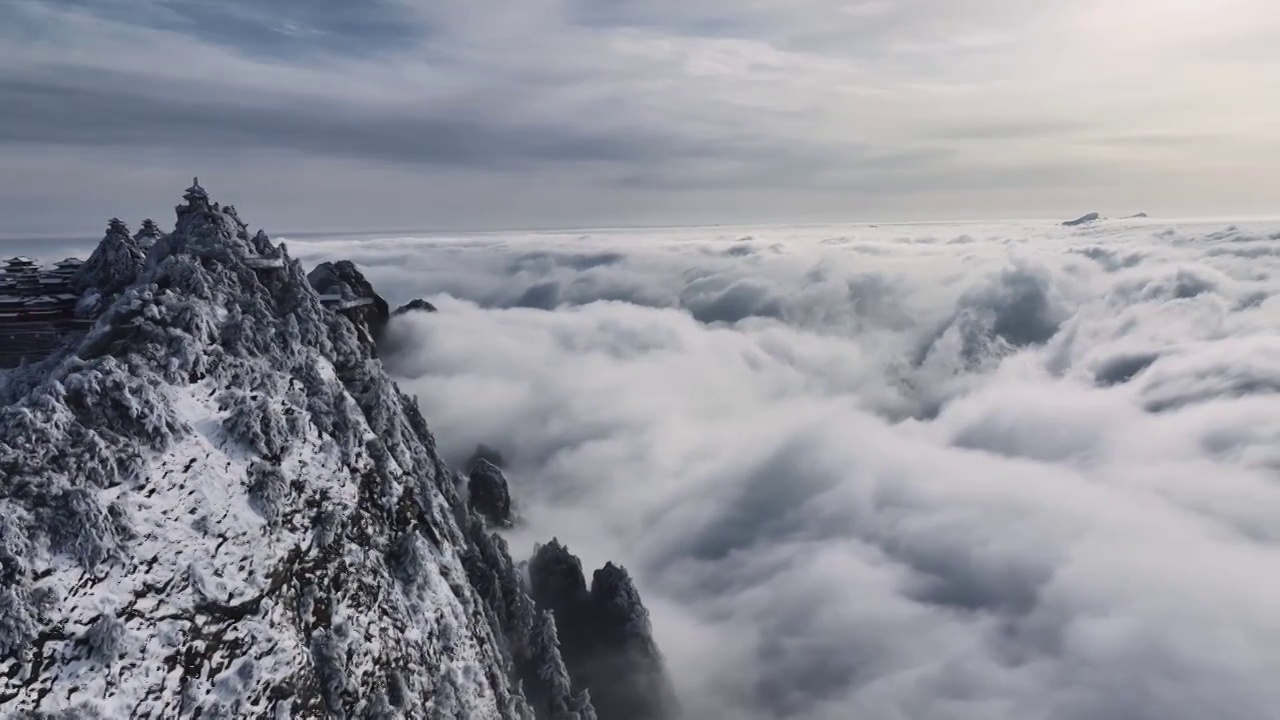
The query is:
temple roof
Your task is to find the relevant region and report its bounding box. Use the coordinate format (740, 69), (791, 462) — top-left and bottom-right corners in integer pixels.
(184, 176), (208, 201)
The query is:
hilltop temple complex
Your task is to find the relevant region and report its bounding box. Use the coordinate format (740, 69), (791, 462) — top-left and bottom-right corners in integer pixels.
(2, 179), (387, 368)
(0, 256), (90, 368)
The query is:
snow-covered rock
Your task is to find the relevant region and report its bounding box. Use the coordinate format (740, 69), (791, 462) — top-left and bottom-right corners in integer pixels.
(466, 457), (514, 529)
(0, 184), (627, 719)
(71, 218), (146, 306)
(308, 261), (391, 345)
(393, 298), (439, 316)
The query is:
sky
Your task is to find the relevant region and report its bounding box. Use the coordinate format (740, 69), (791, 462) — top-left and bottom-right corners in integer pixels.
(1, 0), (1278, 234)
(281, 216), (1280, 719)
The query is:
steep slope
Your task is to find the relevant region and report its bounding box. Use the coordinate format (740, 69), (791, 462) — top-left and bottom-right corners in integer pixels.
(0, 187), (597, 719)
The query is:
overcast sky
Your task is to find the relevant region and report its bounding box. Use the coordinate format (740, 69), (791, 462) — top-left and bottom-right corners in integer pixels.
(2, 0), (1278, 234)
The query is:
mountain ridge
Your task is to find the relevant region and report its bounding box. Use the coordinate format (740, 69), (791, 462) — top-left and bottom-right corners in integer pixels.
(0, 183), (672, 719)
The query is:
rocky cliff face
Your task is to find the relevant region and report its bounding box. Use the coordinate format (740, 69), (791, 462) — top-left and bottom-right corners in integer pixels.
(529, 542), (679, 720)
(465, 449), (514, 529)
(307, 261), (392, 348)
(0, 185), (668, 719)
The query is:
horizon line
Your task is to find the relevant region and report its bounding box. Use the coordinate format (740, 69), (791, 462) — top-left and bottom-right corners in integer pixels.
(4, 213), (1280, 244)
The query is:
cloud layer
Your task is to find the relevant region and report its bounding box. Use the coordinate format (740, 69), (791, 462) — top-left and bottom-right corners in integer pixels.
(282, 217), (1280, 719)
(3, 1), (1279, 232)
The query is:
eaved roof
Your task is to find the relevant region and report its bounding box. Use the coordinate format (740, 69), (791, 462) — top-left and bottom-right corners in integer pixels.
(5, 257), (35, 265)
(184, 176), (208, 199)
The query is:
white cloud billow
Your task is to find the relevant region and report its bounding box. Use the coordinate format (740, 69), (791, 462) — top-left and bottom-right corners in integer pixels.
(293, 218), (1280, 719)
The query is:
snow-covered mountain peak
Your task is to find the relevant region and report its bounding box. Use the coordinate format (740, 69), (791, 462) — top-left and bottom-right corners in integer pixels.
(0, 183), (673, 720)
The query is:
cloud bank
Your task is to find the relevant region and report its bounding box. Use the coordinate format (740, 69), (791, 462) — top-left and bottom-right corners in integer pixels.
(278, 217), (1280, 719)
(3, 0), (1280, 232)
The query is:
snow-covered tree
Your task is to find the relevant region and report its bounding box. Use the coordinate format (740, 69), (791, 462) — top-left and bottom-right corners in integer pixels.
(82, 613), (127, 666)
(72, 219), (146, 298)
(246, 460), (289, 526)
(527, 610), (593, 720)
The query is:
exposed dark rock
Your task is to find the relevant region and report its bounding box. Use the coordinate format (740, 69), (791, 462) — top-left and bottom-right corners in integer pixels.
(460, 523), (595, 720)
(530, 540), (680, 720)
(393, 298), (438, 315)
(467, 458), (514, 528)
(1063, 212), (1101, 227)
(307, 260), (391, 347)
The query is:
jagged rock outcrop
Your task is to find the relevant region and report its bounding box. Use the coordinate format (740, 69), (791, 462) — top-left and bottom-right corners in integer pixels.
(308, 261), (391, 347)
(529, 541), (679, 720)
(461, 528), (595, 720)
(1063, 212), (1100, 227)
(134, 218), (164, 250)
(0, 183), (610, 719)
(467, 455), (514, 528)
(71, 218), (147, 316)
(394, 298), (439, 316)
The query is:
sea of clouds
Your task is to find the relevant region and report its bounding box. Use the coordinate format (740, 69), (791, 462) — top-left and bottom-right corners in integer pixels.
(182, 219), (1280, 717)
(281, 218), (1280, 720)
